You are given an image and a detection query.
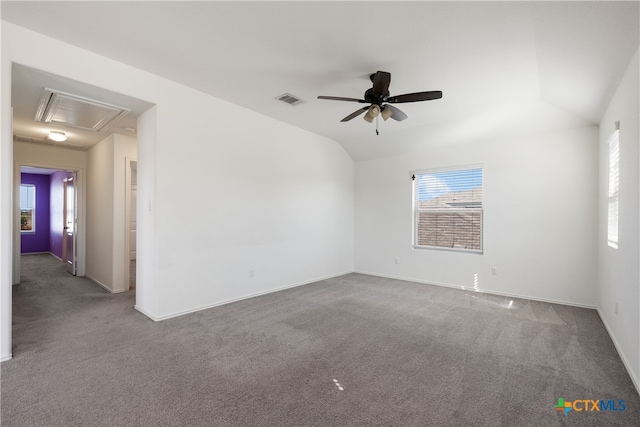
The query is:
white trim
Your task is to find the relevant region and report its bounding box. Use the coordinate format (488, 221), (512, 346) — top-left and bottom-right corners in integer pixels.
(597, 309), (640, 396)
(48, 251), (63, 262)
(411, 163), (484, 175)
(19, 183), (36, 233)
(136, 271), (353, 322)
(134, 304), (158, 322)
(354, 270), (597, 309)
(20, 251), (64, 262)
(412, 244), (483, 255)
(85, 274), (127, 294)
(0, 354), (12, 362)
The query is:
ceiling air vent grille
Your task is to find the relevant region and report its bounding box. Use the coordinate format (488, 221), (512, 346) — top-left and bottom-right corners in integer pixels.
(35, 88), (131, 133)
(276, 93), (302, 106)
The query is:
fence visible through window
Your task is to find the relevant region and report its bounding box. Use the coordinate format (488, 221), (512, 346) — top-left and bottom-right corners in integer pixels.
(20, 184), (36, 233)
(412, 166), (483, 253)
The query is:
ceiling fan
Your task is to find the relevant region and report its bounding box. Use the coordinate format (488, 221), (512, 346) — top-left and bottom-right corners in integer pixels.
(318, 71), (442, 134)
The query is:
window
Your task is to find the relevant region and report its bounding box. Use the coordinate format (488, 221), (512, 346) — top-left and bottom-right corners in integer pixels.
(607, 129), (620, 249)
(413, 166), (483, 253)
(20, 184), (36, 232)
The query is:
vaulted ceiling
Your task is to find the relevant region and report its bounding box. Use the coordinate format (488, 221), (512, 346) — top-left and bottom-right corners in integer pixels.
(3, 1), (639, 160)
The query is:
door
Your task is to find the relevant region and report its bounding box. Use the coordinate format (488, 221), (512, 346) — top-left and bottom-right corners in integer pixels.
(63, 173), (77, 275)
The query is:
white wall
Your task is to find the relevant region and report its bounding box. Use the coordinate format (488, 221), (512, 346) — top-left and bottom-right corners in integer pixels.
(355, 126), (599, 307)
(152, 102), (354, 319)
(0, 20), (354, 362)
(86, 134), (137, 292)
(135, 106), (157, 318)
(86, 135), (114, 288)
(598, 49), (639, 391)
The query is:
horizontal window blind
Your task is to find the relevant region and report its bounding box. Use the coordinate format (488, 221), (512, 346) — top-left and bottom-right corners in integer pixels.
(608, 130), (619, 248)
(20, 184), (35, 210)
(413, 167), (483, 252)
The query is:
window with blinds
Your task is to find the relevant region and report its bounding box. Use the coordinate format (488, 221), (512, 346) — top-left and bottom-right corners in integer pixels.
(20, 184), (36, 232)
(607, 129), (620, 249)
(412, 166), (483, 253)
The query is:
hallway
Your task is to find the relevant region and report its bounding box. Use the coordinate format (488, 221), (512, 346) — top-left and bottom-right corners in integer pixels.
(11, 254), (136, 357)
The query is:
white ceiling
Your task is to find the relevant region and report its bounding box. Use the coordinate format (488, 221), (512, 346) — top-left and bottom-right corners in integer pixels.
(3, 1), (638, 160)
(11, 64), (153, 150)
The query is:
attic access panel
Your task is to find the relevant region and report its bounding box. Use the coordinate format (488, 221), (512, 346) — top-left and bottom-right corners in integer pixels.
(34, 88), (130, 133)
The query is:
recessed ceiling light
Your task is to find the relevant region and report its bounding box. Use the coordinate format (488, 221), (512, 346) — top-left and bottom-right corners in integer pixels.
(48, 130), (67, 142)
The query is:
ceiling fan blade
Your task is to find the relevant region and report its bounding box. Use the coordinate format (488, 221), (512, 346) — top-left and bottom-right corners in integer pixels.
(341, 107), (369, 122)
(318, 96), (366, 103)
(387, 90), (442, 103)
(371, 71), (391, 97)
(383, 104), (408, 121)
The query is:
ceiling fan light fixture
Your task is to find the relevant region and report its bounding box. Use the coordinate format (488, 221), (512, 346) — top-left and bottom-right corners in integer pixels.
(363, 105), (380, 123)
(381, 106), (393, 121)
(47, 130), (67, 142)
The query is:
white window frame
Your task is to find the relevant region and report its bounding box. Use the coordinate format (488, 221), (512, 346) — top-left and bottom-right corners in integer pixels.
(20, 184), (36, 233)
(412, 164), (484, 254)
(607, 129), (619, 249)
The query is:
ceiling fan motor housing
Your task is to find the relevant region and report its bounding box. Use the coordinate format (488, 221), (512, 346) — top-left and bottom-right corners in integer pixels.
(364, 88), (390, 106)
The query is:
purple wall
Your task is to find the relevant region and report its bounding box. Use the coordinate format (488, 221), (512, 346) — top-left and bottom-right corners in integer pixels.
(20, 173), (51, 253)
(49, 171), (69, 259)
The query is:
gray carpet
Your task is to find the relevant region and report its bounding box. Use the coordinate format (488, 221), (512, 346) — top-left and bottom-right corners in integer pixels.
(1, 253), (638, 426)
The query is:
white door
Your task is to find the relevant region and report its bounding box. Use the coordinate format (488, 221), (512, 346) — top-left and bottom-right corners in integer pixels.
(63, 173), (77, 275)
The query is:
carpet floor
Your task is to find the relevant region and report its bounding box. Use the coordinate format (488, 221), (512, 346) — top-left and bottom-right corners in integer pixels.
(1, 253), (638, 426)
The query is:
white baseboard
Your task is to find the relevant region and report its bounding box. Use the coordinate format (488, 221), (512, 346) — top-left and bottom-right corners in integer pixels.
(49, 252), (63, 262)
(0, 353), (12, 362)
(134, 305), (158, 321)
(85, 275), (127, 294)
(141, 271), (353, 322)
(597, 309), (640, 396)
(353, 271), (597, 309)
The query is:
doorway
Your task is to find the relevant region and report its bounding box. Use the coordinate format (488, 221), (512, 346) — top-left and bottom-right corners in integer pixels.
(125, 159), (137, 290)
(6, 63), (156, 360)
(62, 172), (77, 275)
(17, 165), (80, 280)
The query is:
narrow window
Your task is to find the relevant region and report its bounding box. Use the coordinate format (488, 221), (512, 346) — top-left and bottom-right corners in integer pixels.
(607, 128), (620, 249)
(413, 166), (483, 253)
(20, 184), (36, 233)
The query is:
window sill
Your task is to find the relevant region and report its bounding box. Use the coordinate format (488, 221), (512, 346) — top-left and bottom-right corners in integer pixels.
(412, 245), (483, 255)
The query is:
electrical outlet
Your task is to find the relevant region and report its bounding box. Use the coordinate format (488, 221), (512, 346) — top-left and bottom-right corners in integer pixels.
(491, 267), (498, 276)
(394, 258), (400, 265)
(614, 302), (618, 315)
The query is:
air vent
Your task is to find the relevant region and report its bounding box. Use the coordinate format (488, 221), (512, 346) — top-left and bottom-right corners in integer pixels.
(276, 93), (302, 106)
(35, 88), (130, 133)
